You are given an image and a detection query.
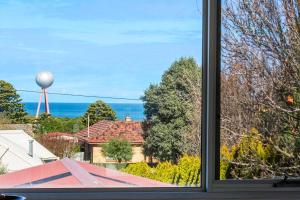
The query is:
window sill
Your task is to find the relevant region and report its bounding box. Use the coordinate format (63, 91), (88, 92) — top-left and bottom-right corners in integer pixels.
(1, 188), (300, 200)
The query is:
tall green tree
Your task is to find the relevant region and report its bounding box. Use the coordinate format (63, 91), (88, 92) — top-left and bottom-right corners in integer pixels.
(142, 57), (202, 163)
(82, 100), (116, 126)
(102, 138), (133, 163)
(0, 80), (27, 123)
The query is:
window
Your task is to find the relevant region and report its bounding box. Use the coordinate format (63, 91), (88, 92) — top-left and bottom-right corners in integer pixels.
(0, 0), (202, 189)
(203, 0), (300, 193)
(220, 0), (300, 181)
(0, 0), (299, 199)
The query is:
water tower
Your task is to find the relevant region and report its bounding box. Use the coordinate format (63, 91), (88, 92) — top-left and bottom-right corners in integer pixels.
(35, 71), (54, 118)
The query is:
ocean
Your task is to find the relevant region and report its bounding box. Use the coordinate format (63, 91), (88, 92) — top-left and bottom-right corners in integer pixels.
(23, 102), (145, 121)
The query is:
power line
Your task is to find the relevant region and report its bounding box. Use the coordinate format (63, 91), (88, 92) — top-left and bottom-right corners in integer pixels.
(16, 89), (141, 101)
(195, 0), (202, 16)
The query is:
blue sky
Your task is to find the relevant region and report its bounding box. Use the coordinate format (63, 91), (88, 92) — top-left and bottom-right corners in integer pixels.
(0, 0), (202, 103)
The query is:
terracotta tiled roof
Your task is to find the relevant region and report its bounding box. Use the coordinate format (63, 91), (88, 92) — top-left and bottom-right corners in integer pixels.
(75, 120), (144, 144)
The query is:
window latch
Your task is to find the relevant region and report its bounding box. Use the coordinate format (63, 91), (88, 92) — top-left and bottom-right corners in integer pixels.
(0, 194), (26, 200)
(273, 175), (300, 187)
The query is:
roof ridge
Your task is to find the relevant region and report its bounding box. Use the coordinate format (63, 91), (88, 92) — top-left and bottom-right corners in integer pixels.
(61, 158), (103, 187)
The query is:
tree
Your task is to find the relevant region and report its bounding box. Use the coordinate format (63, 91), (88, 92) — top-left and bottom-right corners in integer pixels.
(221, 0), (300, 178)
(82, 100), (116, 126)
(142, 57), (202, 163)
(102, 138), (133, 163)
(0, 80), (27, 123)
(34, 113), (84, 135)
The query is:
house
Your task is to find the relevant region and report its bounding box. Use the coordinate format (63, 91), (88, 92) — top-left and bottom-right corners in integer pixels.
(0, 158), (171, 188)
(0, 130), (58, 172)
(76, 117), (145, 163)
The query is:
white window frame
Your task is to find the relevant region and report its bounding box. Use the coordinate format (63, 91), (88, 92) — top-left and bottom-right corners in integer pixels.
(1, 0), (300, 199)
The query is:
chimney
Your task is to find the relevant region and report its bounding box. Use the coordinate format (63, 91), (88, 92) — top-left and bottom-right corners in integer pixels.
(28, 140), (34, 157)
(125, 116), (132, 122)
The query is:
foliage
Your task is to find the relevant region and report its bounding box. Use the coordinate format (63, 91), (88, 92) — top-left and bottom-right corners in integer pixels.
(122, 162), (154, 178)
(0, 162), (7, 175)
(0, 80), (27, 123)
(142, 57), (201, 163)
(123, 155), (201, 186)
(0, 113), (12, 130)
(220, 145), (234, 180)
(102, 138), (133, 163)
(220, 129), (277, 179)
(82, 100), (117, 126)
(37, 135), (80, 158)
(221, 0), (300, 178)
(0, 113), (11, 124)
(34, 113), (84, 135)
(176, 155), (201, 186)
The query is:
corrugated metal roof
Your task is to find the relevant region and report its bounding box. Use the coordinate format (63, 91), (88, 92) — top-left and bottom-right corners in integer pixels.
(0, 130), (58, 172)
(0, 158), (172, 188)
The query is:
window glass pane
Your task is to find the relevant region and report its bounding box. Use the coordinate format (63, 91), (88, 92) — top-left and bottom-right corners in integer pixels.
(221, 0), (300, 179)
(0, 0), (202, 188)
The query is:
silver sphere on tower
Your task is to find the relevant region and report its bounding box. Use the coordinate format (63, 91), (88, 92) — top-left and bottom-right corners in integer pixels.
(36, 71), (54, 89)
(35, 71), (54, 118)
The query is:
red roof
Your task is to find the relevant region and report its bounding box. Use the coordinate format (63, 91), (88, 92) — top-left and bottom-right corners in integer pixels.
(76, 120), (144, 144)
(46, 132), (75, 138)
(0, 158), (171, 188)
(46, 132), (78, 142)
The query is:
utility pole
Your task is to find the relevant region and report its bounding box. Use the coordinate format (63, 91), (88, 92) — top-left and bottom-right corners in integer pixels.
(87, 114), (90, 138)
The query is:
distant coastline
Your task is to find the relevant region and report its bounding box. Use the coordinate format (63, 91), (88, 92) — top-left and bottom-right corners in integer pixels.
(23, 102), (145, 121)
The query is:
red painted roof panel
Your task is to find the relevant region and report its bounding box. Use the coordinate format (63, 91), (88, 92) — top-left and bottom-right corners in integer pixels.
(0, 158), (172, 188)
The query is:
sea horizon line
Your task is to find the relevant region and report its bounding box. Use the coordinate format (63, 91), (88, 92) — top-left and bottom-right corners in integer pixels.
(22, 102), (144, 105)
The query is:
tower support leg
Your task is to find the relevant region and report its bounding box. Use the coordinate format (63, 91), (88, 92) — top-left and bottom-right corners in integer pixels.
(35, 90), (43, 118)
(44, 89), (50, 115)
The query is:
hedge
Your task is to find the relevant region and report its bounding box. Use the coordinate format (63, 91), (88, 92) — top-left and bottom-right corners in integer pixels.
(123, 155), (201, 186)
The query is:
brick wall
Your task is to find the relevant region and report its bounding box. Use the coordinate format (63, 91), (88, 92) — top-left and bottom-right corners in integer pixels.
(91, 144), (145, 164)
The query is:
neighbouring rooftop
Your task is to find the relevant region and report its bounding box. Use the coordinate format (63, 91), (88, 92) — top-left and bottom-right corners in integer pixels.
(0, 158), (171, 188)
(76, 120), (144, 144)
(0, 130), (58, 172)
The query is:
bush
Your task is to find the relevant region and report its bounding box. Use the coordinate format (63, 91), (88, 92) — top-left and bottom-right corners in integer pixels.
(102, 138), (133, 163)
(123, 155), (201, 186)
(37, 135), (80, 158)
(176, 155), (201, 186)
(125, 129), (278, 182)
(220, 145), (235, 180)
(153, 161), (177, 184)
(220, 128), (274, 179)
(0, 162), (7, 175)
(122, 162), (154, 179)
